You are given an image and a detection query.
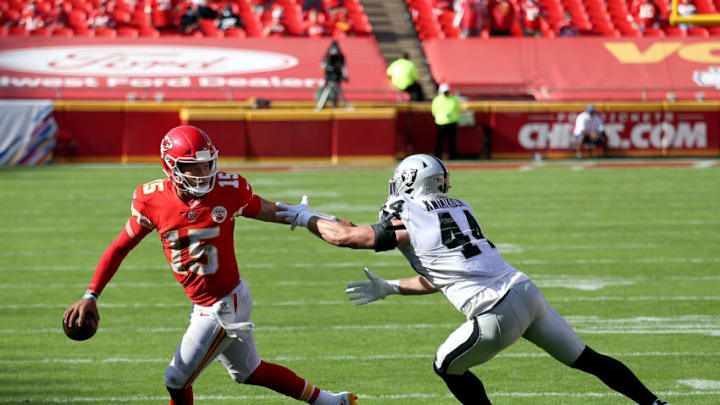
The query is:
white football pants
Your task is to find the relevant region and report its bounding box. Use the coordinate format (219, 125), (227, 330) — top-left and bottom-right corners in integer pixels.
(435, 280), (586, 375)
(165, 282), (262, 389)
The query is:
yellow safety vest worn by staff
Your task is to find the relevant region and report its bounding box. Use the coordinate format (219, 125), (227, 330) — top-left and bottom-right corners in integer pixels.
(386, 58), (418, 91)
(432, 94), (460, 125)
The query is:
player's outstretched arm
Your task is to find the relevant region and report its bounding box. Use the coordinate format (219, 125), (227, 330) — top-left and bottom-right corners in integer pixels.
(309, 217), (376, 249)
(273, 195), (338, 229)
(345, 268), (438, 305)
(63, 218), (150, 328)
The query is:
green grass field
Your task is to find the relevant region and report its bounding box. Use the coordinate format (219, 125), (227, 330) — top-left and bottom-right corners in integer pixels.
(1, 160), (719, 404)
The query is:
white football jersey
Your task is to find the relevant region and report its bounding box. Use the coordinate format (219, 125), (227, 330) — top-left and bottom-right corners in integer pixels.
(382, 194), (529, 319)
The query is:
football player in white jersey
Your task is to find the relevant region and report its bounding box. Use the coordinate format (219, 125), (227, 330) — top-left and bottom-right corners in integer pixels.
(276, 154), (669, 405)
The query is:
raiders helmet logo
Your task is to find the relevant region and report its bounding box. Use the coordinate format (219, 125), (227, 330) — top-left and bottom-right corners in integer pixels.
(161, 136), (174, 152)
(400, 169), (417, 187)
(212, 206), (228, 223)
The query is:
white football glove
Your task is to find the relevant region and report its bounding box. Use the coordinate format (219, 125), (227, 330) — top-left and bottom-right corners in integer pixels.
(345, 267), (400, 305)
(275, 195), (337, 230)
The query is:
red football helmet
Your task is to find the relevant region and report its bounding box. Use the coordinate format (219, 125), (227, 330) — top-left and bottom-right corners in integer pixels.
(160, 125), (218, 197)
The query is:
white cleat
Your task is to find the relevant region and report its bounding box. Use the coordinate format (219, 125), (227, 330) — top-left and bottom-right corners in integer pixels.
(334, 391), (358, 405)
(652, 401), (670, 405)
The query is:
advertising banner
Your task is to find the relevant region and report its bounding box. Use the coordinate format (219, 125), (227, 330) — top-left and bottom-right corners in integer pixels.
(424, 38), (720, 101)
(489, 109), (719, 157)
(0, 38), (394, 101)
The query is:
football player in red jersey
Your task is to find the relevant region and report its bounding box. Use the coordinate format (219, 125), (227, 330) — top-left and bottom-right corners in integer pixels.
(63, 126), (358, 405)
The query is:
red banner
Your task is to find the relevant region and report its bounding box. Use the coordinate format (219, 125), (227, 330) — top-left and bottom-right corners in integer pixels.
(424, 38), (720, 101)
(488, 109), (719, 157)
(0, 37), (395, 101)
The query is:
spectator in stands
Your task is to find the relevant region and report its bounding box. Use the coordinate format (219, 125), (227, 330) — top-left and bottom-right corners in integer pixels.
(629, 0), (662, 33)
(521, 0), (545, 36)
(36, 1), (61, 29)
(305, 9), (327, 37)
(316, 40), (350, 110)
(677, 0), (696, 30)
(573, 105), (607, 159)
(556, 11), (579, 36)
(387, 52), (424, 102)
(178, 6), (199, 34)
(217, 4), (243, 31)
(432, 83), (461, 160)
(330, 8), (352, 37)
(453, 0), (487, 38)
(87, 2), (109, 28)
(489, 0), (516, 35)
(20, 2), (43, 31)
(263, 5), (286, 36)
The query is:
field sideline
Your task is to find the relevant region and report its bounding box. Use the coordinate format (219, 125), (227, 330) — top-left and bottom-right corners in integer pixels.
(1, 159), (719, 404)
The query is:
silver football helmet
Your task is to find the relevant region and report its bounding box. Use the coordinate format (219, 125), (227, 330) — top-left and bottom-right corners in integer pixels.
(388, 154), (450, 198)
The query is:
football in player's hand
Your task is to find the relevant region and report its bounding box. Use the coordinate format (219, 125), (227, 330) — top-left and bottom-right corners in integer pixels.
(63, 313), (98, 341)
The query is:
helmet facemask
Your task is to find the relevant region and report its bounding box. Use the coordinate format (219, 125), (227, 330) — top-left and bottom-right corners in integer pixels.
(163, 149), (218, 197)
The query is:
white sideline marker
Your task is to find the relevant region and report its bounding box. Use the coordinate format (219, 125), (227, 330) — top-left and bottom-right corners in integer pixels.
(678, 379), (720, 390)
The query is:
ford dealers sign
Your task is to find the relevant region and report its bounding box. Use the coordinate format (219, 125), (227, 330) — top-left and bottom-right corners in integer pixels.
(0, 45), (298, 76)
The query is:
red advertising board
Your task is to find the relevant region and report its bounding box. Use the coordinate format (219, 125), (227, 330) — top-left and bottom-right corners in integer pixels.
(424, 38), (720, 101)
(487, 109), (719, 157)
(0, 38), (395, 101)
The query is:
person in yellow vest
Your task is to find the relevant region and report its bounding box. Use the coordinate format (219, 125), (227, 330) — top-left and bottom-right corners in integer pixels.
(386, 52), (424, 101)
(432, 83), (461, 160)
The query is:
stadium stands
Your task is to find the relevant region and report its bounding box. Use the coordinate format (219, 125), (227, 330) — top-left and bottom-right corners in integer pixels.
(0, 0), (372, 38)
(404, 0), (720, 38)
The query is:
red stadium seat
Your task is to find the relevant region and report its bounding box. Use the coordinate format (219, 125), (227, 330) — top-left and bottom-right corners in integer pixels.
(67, 9), (88, 29)
(688, 26), (709, 37)
(30, 26), (51, 36)
(117, 26), (139, 37)
(224, 27), (246, 37)
(694, 0), (716, 13)
(132, 10), (151, 27)
(52, 26), (75, 36)
(138, 26), (160, 37)
(114, 0), (132, 12)
(8, 25), (29, 36)
(708, 25), (720, 35)
(643, 26), (665, 36)
(152, 9), (172, 27)
(94, 26), (117, 37)
(73, 26), (94, 36)
(664, 25), (687, 36)
(113, 9), (132, 26)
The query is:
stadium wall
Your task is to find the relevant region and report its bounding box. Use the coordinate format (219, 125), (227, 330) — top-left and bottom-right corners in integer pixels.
(51, 101), (720, 162)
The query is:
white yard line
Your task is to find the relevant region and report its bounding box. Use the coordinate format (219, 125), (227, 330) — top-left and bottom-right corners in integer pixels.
(2, 351), (719, 366)
(4, 316), (720, 335)
(3, 256), (720, 274)
(2, 296), (718, 311)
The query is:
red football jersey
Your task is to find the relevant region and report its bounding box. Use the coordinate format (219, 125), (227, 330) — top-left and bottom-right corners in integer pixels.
(131, 172), (260, 305)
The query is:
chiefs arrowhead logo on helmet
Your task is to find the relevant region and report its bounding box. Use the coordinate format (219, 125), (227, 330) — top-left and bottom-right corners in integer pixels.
(161, 136), (174, 153)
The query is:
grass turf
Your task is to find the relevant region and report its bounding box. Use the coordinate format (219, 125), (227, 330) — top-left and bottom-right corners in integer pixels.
(1, 161), (718, 404)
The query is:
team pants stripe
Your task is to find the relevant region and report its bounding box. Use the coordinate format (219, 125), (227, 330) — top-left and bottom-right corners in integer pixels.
(438, 318), (480, 374)
(300, 382), (315, 401)
(183, 328), (227, 388)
